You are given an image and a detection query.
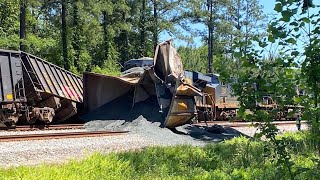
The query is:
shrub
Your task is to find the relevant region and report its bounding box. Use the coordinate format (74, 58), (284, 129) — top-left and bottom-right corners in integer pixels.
(91, 59), (121, 76)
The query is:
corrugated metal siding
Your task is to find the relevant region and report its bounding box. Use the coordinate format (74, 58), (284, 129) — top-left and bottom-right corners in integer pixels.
(21, 52), (83, 103)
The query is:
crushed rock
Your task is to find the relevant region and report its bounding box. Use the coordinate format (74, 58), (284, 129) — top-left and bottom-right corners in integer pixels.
(85, 115), (244, 146)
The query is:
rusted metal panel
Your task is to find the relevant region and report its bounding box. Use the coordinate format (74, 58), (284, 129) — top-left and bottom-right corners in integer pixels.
(154, 40), (199, 128)
(83, 72), (133, 113)
(21, 52), (83, 103)
(154, 40), (184, 82)
(163, 83), (200, 128)
(19, 52), (83, 123)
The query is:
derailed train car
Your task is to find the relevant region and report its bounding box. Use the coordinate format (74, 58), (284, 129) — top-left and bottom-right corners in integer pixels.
(0, 50), (83, 127)
(83, 40), (202, 128)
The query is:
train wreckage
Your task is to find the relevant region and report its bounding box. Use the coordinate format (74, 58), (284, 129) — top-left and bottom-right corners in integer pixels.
(83, 39), (303, 127)
(83, 40), (202, 128)
(0, 40), (301, 128)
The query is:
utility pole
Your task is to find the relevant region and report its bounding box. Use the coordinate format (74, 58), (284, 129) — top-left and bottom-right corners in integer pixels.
(207, 0), (214, 74)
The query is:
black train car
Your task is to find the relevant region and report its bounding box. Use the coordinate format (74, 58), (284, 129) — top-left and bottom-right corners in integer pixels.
(0, 50), (27, 126)
(0, 50), (83, 127)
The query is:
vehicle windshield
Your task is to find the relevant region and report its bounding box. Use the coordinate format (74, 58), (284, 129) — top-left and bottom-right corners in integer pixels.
(123, 58), (153, 70)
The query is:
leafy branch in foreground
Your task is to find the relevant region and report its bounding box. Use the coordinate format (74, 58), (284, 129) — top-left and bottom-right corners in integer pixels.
(228, 1), (320, 178)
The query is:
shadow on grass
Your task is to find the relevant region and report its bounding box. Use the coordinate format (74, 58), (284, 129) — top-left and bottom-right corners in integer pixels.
(171, 124), (251, 143)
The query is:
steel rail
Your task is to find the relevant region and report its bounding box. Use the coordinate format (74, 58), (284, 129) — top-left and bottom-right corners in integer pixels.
(196, 121), (307, 127)
(0, 131), (129, 142)
(0, 124), (85, 131)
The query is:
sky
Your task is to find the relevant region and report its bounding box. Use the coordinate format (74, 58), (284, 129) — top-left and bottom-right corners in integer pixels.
(160, 0), (277, 47)
(260, 0), (276, 17)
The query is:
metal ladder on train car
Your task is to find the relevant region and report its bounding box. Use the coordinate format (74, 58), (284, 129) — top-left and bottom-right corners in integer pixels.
(14, 54), (27, 102)
(21, 53), (45, 92)
(10, 54), (27, 102)
(20, 53), (46, 103)
(14, 74), (26, 102)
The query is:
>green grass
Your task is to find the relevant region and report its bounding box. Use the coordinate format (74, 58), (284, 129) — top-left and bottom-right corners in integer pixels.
(0, 132), (319, 180)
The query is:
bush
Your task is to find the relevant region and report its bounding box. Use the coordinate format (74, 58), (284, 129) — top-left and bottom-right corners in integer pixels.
(91, 59), (121, 76)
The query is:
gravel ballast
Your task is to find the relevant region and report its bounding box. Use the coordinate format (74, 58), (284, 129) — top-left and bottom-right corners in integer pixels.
(0, 133), (153, 168)
(0, 112), (307, 167)
(84, 115), (245, 146)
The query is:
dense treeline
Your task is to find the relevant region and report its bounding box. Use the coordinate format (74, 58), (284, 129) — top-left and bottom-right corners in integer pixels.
(0, 0), (265, 75)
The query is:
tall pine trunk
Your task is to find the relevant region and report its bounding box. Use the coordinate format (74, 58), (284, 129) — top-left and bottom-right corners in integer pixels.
(139, 0), (146, 57)
(207, 0), (213, 74)
(20, 0), (26, 51)
(153, 0), (158, 51)
(102, 11), (109, 66)
(119, 11), (128, 65)
(72, 0), (80, 71)
(61, 0), (69, 70)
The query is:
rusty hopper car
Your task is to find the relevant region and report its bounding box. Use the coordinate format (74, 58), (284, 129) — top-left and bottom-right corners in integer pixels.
(20, 52), (83, 123)
(0, 50), (83, 127)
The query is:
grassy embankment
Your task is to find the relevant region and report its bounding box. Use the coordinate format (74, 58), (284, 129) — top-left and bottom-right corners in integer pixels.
(0, 132), (319, 179)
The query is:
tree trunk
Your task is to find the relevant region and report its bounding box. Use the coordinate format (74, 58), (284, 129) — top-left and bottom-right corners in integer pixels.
(139, 0), (146, 57)
(207, 0), (213, 74)
(20, 0), (26, 51)
(61, 0), (69, 70)
(153, 0), (158, 51)
(119, 11), (128, 65)
(102, 11), (109, 66)
(72, 0), (80, 71)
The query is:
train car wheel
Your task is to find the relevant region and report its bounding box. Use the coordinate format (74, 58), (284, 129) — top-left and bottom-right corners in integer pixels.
(27, 117), (38, 124)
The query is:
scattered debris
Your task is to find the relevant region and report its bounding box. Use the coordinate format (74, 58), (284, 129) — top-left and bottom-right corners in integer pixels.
(207, 124), (226, 134)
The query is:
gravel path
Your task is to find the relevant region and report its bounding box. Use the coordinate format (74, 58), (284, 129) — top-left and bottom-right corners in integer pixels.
(0, 117), (307, 168)
(234, 123), (308, 137)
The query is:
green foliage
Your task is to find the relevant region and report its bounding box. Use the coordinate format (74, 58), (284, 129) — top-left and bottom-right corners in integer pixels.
(267, 0), (320, 152)
(178, 45), (207, 73)
(0, 0), (266, 76)
(228, 1), (320, 179)
(0, 133), (319, 179)
(91, 59), (121, 76)
(0, 0), (19, 49)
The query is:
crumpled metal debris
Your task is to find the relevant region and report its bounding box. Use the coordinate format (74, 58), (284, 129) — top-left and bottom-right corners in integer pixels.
(83, 40), (202, 128)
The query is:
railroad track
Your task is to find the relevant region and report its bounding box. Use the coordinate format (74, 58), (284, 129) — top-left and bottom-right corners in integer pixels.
(196, 121), (307, 127)
(0, 131), (129, 142)
(0, 124), (84, 131)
